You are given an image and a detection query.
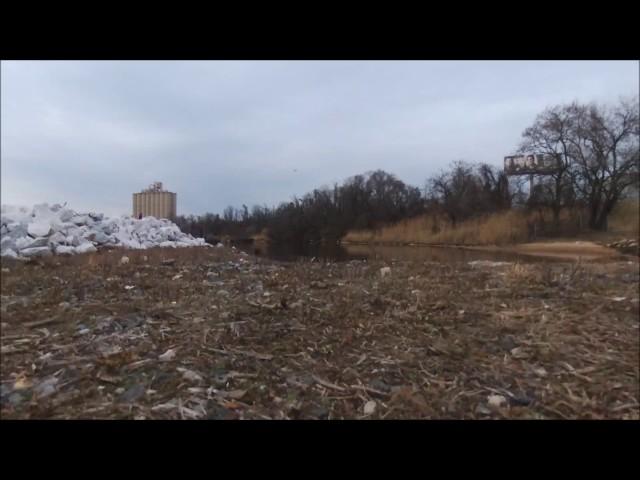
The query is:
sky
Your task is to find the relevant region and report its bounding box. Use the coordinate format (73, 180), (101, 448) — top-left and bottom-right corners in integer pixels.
(1, 60), (638, 217)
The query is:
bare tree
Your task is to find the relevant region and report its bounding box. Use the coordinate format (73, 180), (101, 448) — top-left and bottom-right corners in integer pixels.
(565, 97), (639, 230)
(223, 205), (235, 222)
(519, 97), (639, 231)
(427, 161), (504, 225)
(477, 163), (513, 211)
(519, 105), (576, 226)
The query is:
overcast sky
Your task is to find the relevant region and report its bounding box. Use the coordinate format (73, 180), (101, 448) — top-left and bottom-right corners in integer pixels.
(2, 61), (638, 217)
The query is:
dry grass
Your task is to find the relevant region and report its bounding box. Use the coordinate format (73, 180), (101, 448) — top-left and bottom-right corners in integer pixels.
(609, 199), (640, 237)
(504, 263), (543, 284)
(429, 210), (530, 245)
(343, 210), (531, 246)
(343, 200), (640, 247)
(251, 229), (270, 243)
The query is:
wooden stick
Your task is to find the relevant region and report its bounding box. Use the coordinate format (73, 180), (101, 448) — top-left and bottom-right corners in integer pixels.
(349, 384), (391, 397)
(207, 347), (273, 360)
(24, 318), (61, 329)
(312, 375), (346, 391)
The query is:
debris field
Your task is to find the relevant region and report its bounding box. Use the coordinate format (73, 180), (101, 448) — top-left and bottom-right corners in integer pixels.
(1, 246), (638, 419)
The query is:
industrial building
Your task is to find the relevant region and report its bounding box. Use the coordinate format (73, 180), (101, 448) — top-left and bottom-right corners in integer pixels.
(133, 182), (177, 220)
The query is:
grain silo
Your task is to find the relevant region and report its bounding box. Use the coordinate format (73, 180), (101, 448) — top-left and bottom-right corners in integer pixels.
(133, 182), (177, 220)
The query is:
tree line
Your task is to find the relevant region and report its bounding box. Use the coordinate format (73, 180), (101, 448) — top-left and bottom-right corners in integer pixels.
(176, 97), (639, 243)
(519, 97), (638, 230)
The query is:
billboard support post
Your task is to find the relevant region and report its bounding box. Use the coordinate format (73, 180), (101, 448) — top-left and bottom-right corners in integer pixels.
(530, 174), (534, 197)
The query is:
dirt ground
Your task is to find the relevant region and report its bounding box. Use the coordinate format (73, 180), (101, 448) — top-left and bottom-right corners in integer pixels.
(490, 240), (627, 261)
(1, 246), (638, 419)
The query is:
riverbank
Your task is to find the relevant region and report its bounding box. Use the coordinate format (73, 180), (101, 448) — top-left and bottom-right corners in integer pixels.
(341, 239), (637, 261)
(492, 241), (631, 261)
(1, 246), (638, 419)
(341, 201), (639, 254)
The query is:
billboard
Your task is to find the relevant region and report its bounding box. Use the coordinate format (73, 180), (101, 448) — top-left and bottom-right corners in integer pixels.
(504, 154), (560, 175)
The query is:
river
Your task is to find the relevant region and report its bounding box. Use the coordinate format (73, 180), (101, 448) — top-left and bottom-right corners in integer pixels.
(234, 242), (567, 263)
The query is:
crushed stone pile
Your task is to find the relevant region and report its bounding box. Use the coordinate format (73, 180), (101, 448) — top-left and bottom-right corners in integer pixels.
(1, 203), (207, 259)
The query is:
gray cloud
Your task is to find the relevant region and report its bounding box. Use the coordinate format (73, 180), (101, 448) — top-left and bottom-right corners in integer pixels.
(2, 60), (638, 216)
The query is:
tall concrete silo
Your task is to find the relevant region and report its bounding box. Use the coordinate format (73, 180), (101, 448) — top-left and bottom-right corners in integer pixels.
(133, 182), (177, 220)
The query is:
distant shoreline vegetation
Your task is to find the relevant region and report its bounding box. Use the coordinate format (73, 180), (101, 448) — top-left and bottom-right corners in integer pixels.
(176, 97), (639, 246)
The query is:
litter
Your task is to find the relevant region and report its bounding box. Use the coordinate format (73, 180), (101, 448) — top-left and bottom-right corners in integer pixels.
(1, 245), (637, 420)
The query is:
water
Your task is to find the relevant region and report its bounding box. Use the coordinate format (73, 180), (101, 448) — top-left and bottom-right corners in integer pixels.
(236, 242), (556, 264)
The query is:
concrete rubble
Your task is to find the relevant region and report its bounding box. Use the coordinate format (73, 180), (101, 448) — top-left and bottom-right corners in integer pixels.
(1, 203), (207, 259)
(606, 238), (639, 255)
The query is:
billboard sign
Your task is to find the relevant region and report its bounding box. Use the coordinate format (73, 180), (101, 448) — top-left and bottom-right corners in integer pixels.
(504, 154), (560, 175)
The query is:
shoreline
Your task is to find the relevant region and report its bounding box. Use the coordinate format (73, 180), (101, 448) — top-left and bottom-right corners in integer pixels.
(340, 239), (637, 261)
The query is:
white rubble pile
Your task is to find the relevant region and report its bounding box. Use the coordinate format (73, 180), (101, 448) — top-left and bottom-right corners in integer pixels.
(1, 203), (208, 258)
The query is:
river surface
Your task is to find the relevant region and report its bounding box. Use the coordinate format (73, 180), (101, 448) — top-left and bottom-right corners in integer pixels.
(234, 242), (564, 263)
